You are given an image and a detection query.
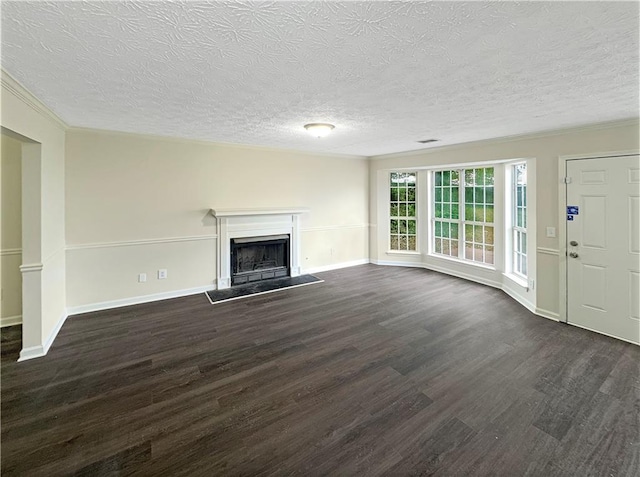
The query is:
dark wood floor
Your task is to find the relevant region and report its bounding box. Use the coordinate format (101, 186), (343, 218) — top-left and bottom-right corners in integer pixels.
(1, 265), (639, 476)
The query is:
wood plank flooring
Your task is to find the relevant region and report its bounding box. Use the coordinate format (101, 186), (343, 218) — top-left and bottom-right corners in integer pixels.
(1, 264), (639, 476)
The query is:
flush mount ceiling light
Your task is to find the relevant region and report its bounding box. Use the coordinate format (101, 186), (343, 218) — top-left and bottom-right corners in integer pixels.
(304, 123), (335, 138)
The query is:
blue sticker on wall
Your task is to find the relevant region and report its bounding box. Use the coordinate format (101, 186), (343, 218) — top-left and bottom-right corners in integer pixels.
(567, 206), (579, 215)
(567, 215), (574, 221)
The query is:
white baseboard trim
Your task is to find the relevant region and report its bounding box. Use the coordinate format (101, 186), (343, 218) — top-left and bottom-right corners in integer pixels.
(370, 259), (425, 268)
(372, 259), (502, 288)
(43, 310), (69, 355)
(304, 259), (370, 275)
(66, 285), (215, 316)
(422, 262), (502, 289)
(502, 286), (536, 315)
(372, 259), (564, 323)
(1, 315), (22, 327)
(18, 310), (68, 362)
(534, 307), (560, 322)
(18, 345), (46, 362)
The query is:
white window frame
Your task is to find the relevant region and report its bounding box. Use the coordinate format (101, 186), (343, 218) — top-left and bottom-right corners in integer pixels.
(512, 162), (527, 278)
(432, 169), (461, 259)
(389, 171), (418, 252)
(431, 167), (496, 267)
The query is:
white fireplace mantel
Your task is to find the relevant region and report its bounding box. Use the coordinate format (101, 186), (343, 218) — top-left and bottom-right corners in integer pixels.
(210, 207), (309, 289)
(210, 207), (309, 218)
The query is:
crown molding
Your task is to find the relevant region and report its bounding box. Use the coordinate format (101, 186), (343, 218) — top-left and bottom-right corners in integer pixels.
(369, 118), (640, 161)
(66, 126), (366, 160)
(1, 69), (68, 130)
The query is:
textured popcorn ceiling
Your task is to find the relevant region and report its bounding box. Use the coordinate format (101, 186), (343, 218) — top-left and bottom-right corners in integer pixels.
(1, 1), (638, 156)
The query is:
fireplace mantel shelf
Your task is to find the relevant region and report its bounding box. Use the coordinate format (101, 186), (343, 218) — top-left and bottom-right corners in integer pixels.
(210, 207), (309, 218)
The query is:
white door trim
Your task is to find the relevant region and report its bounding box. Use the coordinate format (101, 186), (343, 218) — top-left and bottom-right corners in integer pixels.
(558, 149), (640, 324)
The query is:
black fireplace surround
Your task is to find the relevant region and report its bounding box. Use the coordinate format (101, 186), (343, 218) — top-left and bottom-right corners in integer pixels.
(231, 235), (290, 285)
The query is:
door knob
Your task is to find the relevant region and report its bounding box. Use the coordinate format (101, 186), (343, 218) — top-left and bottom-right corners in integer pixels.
(570, 240), (578, 246)
(569, 252), (579, 258)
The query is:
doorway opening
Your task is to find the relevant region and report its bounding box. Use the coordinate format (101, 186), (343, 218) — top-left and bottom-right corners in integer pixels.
(1, 126), (44, 361)
(1, 133), (23, 332)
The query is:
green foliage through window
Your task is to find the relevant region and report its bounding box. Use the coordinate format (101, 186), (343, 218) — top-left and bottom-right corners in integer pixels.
(390, 172), (417, 251)
(433, 167), (495, 265)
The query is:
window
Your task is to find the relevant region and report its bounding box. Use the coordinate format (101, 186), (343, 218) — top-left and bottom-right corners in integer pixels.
(433, 167), (494, 265)
(433, 170), (460, 258)
(390, 172), (417, 251)
(512, 163), (527, 276)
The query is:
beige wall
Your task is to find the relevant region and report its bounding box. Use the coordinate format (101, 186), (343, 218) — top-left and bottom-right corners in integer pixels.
(1, 72), (67, 354)
(1, 134), (22, 324)
(3, 67), (638, 354)
(65, 129), (369, 309)
(369, 120), (640, 318)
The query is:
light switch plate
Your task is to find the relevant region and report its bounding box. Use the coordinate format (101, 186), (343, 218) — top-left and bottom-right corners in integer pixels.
(546, 227), (556, 238)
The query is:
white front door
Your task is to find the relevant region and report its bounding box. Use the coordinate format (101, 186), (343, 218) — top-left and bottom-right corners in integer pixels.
(566, 155), (640, 345)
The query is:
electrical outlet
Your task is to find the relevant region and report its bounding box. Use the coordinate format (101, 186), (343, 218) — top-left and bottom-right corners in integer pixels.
(138, 273), (147, 283)
(158, 269), (167, 280)
(528, 279), (535, 290)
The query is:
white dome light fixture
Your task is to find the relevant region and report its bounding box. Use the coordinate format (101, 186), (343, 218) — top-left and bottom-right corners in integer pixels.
(304, 123), (335, 138)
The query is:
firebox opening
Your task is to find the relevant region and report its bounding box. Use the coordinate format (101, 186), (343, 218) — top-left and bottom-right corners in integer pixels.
(231, 235), (290, 286)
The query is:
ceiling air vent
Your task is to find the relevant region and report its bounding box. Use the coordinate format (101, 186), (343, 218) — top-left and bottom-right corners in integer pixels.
(417, 139), (439, 144)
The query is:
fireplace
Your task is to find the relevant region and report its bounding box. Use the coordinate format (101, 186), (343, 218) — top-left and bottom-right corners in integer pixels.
(231, 234), (289, 285)
(210, 207), (308, 290)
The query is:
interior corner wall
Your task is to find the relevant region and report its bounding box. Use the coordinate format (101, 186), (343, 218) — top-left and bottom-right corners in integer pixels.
(65, 130), (369, 311)
(1, 134), (23, 325)
(1, 77), (67, 352)
(369, 121), (640, 319)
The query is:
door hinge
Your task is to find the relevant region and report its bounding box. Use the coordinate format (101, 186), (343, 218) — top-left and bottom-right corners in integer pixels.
(563, 177), (572, 184)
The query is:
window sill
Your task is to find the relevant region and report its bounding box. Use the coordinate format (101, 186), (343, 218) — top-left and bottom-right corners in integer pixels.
(386, 250), (421, 256)
(503, 273), (528, 289)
